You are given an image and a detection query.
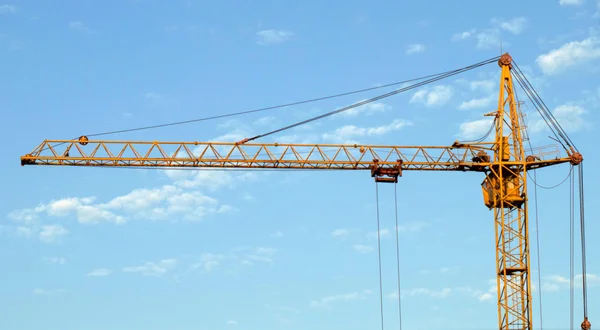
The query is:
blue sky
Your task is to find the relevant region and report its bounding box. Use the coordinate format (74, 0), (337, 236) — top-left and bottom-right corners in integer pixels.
(1, 0), (600, 329)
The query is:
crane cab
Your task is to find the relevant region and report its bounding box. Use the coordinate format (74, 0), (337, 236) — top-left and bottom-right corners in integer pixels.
(481, 170), (525, 209)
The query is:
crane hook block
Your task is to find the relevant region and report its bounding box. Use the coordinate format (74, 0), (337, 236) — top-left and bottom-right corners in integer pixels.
(371, 159), (402, 183)
(581, 317), (591, 330)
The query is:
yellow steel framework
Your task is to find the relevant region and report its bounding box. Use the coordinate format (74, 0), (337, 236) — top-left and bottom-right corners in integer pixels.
(20, 53), (584, 330)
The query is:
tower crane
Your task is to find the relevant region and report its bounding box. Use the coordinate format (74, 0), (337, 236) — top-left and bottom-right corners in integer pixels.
(20, 53), (591, 330)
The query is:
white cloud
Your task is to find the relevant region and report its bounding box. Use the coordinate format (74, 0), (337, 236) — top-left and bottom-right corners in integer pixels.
(470, 79), (495, 92)
(87, 268), (111, 277)
(189, 253), (224, 272)
(406, 43), (426, 55)
(236, 247), (278, 266)
(478, 292), (494, 301)
(39, 225), (68, 243)
(69, 21), (94, 34)
(322, 119), (412, 144)
(182, 247), (278, 276)
(451, 28), (503, 49)
(536, 37), (600, 75)
(256, 29), (294, 45)
(0, 4), (16, 14)
(560, 0), (584, 5)
(451, 17), (525, 49)
(226, 320), (238, 326)
(458, 95), (495, 110)
(389, 282), (496, 302)
(543, 273), (599, 291)
(397, 221), (431, 233)
(9, 184), (234, 225)
(403, 287), (452, 298)
(410, 85), (453, 107)
(44, 257), (66, 265)
(451, 29), (477, 41)
(334, 102), (390, 118)
(253, 116), (276, 126)
(440, 266), (460, 274)
(352, 244), (374, 253)
(331, 228), (351, 238)
(33, 288), (64, 295)
(476, 29), (503, 49)
(164, 169), (256, 191)
(367, 228), (390, 239)
(458, 118), (495, 140)
(145, 92), (162, 100)
(528, 104), (589, 133)
(310, 291), (370, 308)
(124, 259), (177, 277)
(493, 17), (527, 35)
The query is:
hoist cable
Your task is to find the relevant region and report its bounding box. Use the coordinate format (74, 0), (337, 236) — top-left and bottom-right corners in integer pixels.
(512, 61), (576, 151)
(570, 168), (575, 330)
(375, 182), (385, 330)
(532, 169), (545, 330)
(578, 164), (589, 319)
(527, 166), (573, 190)
(243, 56), (501, 143)
(518, 83), (545, 330)
(84, 74), (457, 138)
(457, 117), (496, 143)
(511, 69), (565, 151)
(393, 183), (403, 330)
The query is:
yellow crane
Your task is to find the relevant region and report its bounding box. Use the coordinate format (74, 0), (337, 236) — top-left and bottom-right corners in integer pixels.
(20, 53), (590, 330)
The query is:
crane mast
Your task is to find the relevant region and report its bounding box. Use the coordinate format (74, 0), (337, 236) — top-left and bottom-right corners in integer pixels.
(19, 53), (587, 330)
(487, 54), (532, 330)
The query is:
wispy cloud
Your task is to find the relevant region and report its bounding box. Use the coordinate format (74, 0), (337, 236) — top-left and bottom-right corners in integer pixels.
(528, 104), (590, 133)
(87, 268), (111, 277)
(458, 95), (495, 110)
(331, 228), (352, 238)
(145, 92), (162, 100)
(8, 184), (233, 225)
(123, 259), (177, 277)
(450, 17), (527, 50)
(559, 0), (584, 5)
(44, 257), (66, 265)
(333, 101), (390, 118)
(406, 43), (426, 55)
(409, 85), (453, 107)
(69, 21), (94, 34)
(397, 221), (431, 233)
(542, 273), (599, 291)
(256, 29), (294, 45)
(38, 225), (68, 243)
(536, 37), (600, 75)
(457, 118), (495, 140)
(189, 253), (224, 273)
(321, 119), (412, 144)
(33, 288), (64, 295)
(310, 290), (371, 308)
(492, 17), (527, 35)
(0, 4), (16, 14)
(352, 244), (373, 253)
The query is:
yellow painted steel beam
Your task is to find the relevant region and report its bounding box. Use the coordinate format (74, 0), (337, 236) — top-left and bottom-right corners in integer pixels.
(20, 139), (571, 173)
